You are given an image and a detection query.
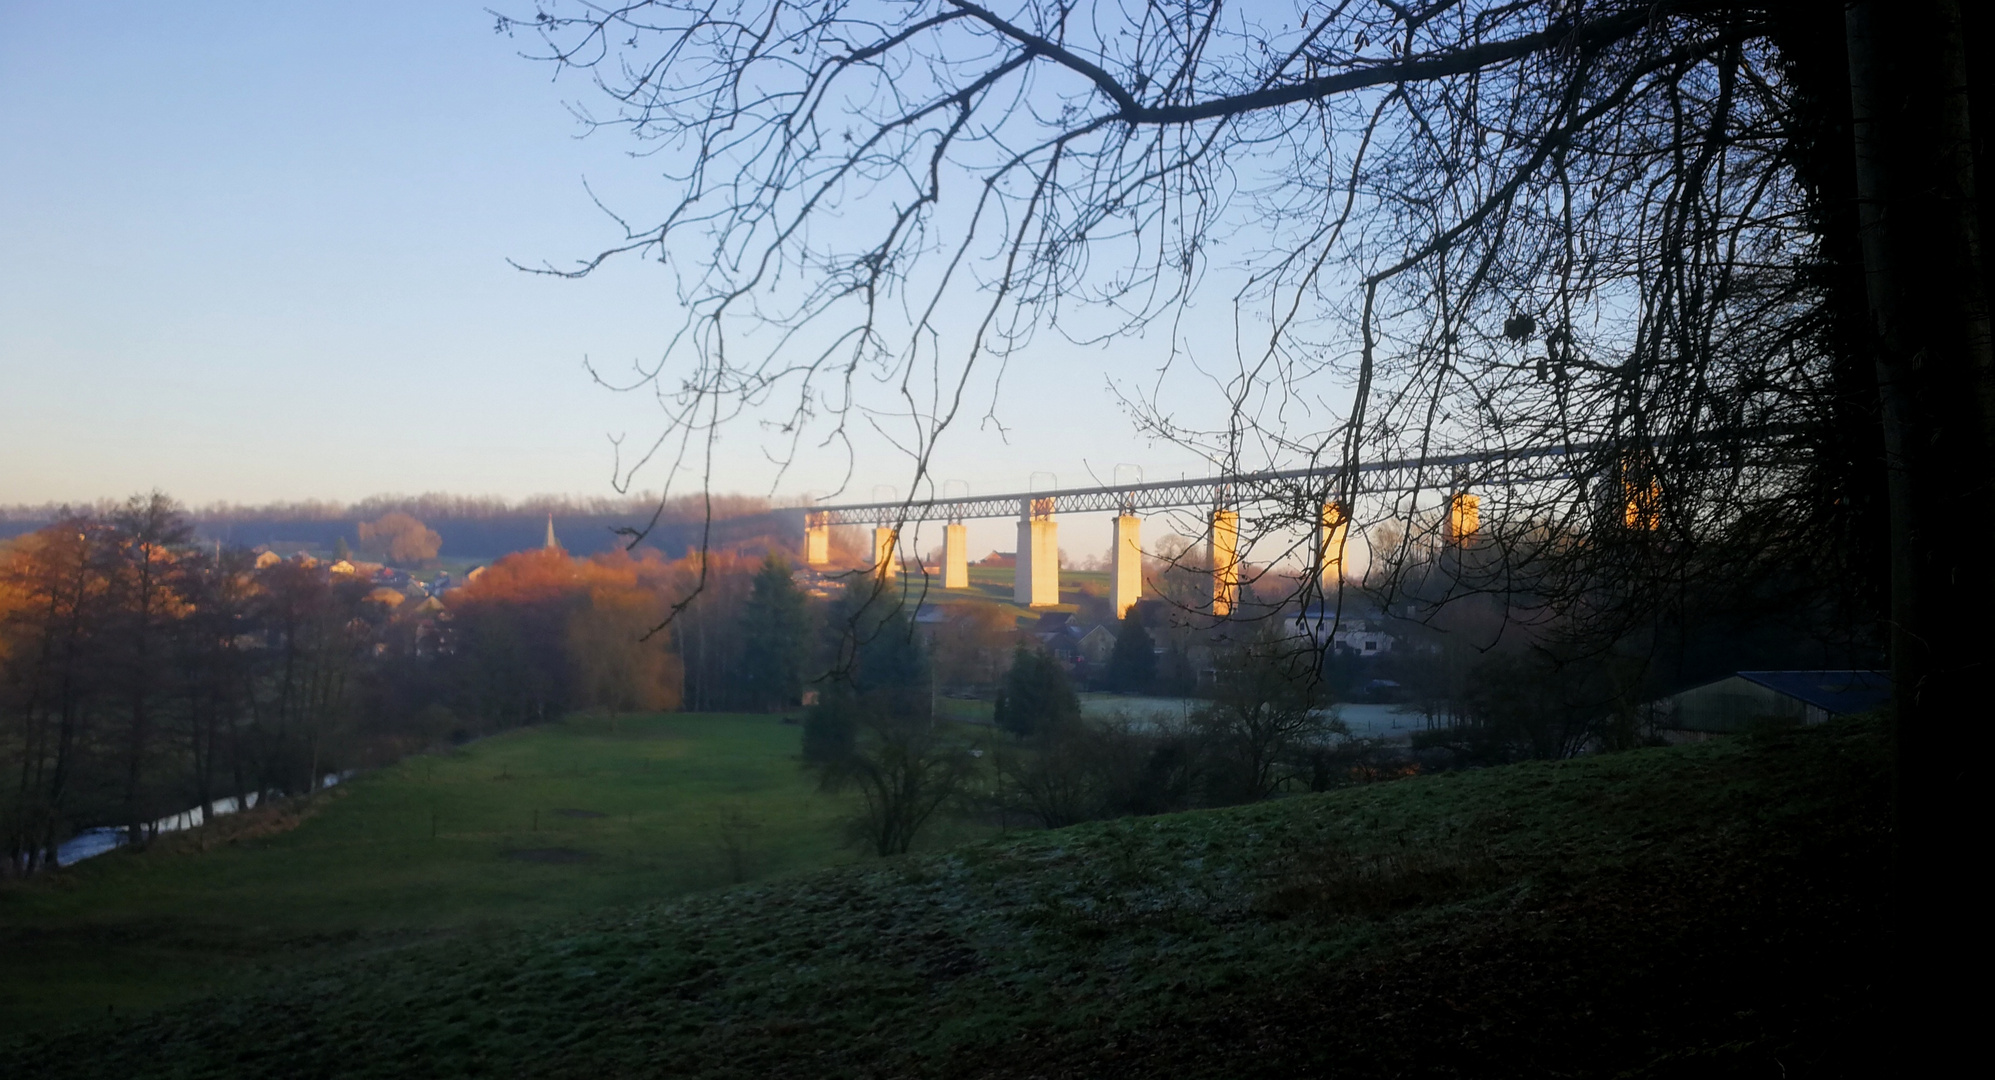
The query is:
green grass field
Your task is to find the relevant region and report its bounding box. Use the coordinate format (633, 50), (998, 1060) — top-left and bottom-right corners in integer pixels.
(0, 712), (883, 1033)
(920, 564), (1108, 620)
(2, 718), (1890, 1077)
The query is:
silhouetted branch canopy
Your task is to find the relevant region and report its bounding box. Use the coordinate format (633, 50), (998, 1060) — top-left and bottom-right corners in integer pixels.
(501, 0), (1856, 632)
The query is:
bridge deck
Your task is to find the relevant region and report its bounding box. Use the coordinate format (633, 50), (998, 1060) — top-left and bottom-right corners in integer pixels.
(811, 442), (1597, 525)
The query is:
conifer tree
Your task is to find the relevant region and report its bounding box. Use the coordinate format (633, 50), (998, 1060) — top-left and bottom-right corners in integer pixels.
(1102, 613), (1156, 694)
(738, 554), (808, 710)
(994, 646), (1080, 739)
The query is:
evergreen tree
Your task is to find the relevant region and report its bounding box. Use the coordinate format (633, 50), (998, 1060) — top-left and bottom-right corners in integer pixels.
(994, 646), (1080, 738)
(739, 554), (809, 710)
(800, 684), (859, 764)
(822, 583), (928, 717)
(1156, 640), (1198, 698)
(333, 536), (352, 563)
(805, 585), (932, 762)
(855, 608), (925, 699)
(1102, 613), (1156, 694)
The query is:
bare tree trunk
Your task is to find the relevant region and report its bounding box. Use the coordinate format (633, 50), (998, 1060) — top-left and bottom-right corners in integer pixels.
(45, 609), (88, 872)
(1930, 7), (1995, 451)
(229, 696), (248, 815)
(194, 684), (216, 826)
(122, 589), (153, 846)
(1845, 0), (1994, 1057)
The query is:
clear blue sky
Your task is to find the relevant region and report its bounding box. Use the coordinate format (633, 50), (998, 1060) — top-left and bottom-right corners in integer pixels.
(0, 1), (1243, 556)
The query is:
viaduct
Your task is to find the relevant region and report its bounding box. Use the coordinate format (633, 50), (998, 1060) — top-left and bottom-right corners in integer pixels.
(798, 441), (1622, 619)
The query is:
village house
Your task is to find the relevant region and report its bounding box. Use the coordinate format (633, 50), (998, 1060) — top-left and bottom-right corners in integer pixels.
(1023, 612), (1119, 681)
(1293, 603), (1397, 655)
(1653, 671), (1890, 739)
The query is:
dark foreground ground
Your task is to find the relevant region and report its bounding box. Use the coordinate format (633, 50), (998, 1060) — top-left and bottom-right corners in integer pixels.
(3, 719), (1890, 1078)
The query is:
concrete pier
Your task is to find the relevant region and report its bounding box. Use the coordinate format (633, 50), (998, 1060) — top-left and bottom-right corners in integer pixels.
(1110, 513), (1142, 619)
(943, 522), (969, 589)
(803, 511), (830, 567)
(1210, 508), (1239, 616)
(872, 526), (899, 582)
(1015, 498), (1059, 607)
(1622, 473), (1661, 530)
(1317, 501), (1349, 590)
(1445, 492), (1480, 545)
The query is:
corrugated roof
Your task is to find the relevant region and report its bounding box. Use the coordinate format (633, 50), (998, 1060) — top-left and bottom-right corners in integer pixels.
(1735, 671), (1891, 716)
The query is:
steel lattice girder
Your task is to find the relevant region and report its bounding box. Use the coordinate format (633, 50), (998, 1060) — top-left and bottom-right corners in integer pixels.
(811, 442), (1620, 526)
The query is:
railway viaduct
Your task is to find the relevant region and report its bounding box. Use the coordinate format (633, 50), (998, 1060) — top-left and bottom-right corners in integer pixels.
(797, 442), (1609, 618)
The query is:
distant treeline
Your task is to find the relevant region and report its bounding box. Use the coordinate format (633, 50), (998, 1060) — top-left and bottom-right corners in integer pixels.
(0, 494), (805, 561)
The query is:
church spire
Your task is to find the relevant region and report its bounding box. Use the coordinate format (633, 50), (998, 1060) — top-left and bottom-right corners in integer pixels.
(545, 513), (560, 551)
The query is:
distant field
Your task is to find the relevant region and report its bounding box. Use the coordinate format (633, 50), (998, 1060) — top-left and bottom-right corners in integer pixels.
(1078, 692), (1200, 725)
(0, 713), (923, 1033)
(906, 564), (1109, 620)
(944, 692), (1207, 728)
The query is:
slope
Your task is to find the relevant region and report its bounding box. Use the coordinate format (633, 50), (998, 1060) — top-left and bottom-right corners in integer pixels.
(3, 719), (1890, 1079)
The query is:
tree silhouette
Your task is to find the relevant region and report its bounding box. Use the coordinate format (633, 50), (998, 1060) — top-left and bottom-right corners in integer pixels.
(993, 645), (1080, 738)
(739, 554), (810, 710)
(1102, 612), (1157, 694)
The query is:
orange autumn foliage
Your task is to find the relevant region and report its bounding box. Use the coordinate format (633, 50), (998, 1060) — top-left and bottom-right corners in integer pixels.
(441, 542), (811, 719)
(447, 548), (685, 717)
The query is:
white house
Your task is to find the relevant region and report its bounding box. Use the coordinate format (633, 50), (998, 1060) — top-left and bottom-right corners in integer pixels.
(1292, 604), (1395, 655)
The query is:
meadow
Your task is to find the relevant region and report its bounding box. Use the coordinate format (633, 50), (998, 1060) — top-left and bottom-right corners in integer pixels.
(2, 717), (1890, 1077)
(952, 564), (1110, 618)
(0, 712), (880, 1033)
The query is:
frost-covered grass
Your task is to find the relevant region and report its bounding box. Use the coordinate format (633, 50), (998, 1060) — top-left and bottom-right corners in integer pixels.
(3, 718), (1890, 1078)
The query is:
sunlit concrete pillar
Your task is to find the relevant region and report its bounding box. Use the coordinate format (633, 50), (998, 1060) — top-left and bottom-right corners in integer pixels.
(1110, 513), (1142, 620)
(943, 522), (969, 589)
(1623, 477), (1661, 530)
(1031, 512), (1060, 606)
(1316, 501), (1350, 591)
(803, 511), (831, 567)
(1620, 456), (1661, 531)
(872, 526), (899, 583)
(1014, 502), (1033, 604)
(1014, 498), (1059, 607)
(1445, 492), (1480, 546)
(1210, 508), (1240, 617)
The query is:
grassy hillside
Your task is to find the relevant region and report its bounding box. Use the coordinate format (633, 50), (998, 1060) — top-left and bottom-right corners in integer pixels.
(3, 719), (1890, 1078)
(925, 565), (1109, 620)
(0, 713), (876, 1033)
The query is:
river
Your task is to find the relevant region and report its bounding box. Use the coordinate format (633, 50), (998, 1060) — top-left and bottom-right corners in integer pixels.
(54, 771), (351, 866)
